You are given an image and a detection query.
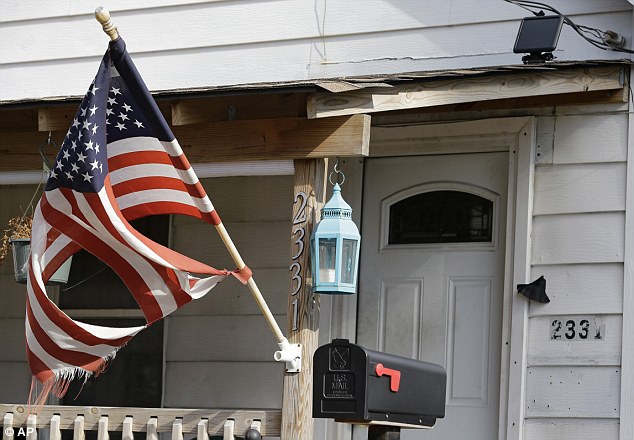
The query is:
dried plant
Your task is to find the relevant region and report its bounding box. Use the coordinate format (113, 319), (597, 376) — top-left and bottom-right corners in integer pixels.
(0, 170), (47, 265)
(0, 214), (32, 264)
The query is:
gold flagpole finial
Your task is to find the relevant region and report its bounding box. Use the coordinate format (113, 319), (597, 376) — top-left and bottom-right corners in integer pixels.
(95, 7), (119, 41)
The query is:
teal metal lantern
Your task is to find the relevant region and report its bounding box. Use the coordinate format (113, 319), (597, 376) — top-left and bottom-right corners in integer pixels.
(311, 180), (361, 295)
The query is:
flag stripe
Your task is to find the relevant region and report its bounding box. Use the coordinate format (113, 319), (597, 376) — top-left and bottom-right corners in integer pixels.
(116, 188), (211, 213)
(112, 176), (193, 196)
(109, 150), (172, 170)
(107, 137), (166, 157)
(26, 343), (55, 383)
(120, 201), (217, 223)
(188, 274), (226, 299)
(110, 163), (195, 186)
(161, 139), (184, 157)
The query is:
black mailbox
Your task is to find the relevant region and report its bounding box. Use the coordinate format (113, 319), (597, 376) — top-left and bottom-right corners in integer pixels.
(313, 339), (446, 428)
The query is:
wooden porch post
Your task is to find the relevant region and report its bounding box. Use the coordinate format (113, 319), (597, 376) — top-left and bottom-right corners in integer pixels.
(281, 159), (328, 440)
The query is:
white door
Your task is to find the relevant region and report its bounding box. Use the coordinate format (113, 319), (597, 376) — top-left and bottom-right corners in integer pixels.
(357, 152), (508, 440)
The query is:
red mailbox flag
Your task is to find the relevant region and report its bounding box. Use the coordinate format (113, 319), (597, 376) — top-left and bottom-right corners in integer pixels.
(26, 37), (246, 403)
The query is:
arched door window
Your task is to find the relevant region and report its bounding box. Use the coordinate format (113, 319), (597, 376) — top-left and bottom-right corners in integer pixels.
(381, 183), (499, 250)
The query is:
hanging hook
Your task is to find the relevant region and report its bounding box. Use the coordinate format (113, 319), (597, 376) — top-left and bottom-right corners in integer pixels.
(328, 157), (345, 186)
(333, 157), (341, 174)
(38, 131), (55, 173)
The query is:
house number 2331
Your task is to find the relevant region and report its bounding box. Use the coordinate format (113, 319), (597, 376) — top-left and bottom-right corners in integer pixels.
(289, 191), (308, 330)
(550, 317), (604, 341)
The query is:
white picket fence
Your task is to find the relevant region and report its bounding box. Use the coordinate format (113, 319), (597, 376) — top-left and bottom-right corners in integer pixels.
(1, 405), (281, 440)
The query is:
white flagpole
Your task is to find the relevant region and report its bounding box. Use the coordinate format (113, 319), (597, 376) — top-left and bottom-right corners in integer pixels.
(94, 7), (301, 372)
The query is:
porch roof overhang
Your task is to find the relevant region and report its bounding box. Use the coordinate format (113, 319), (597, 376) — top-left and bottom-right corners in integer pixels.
(307, 60), (630, 118)
(0, 59), (629, 174)
(1, 59), (629, 108)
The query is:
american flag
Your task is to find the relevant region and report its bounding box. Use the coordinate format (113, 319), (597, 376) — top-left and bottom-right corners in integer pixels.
(26, 37), (245, 401)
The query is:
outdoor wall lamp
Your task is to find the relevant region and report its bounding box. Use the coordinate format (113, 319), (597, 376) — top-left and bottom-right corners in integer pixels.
(311, 161), (360, 295)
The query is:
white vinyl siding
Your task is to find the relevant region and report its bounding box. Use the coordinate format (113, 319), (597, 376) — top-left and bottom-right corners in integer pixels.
(1, 1), (631, 102)
(164, 174), (292, 409)
(524, 113), (626, 439)
(524, 419), (619, 440)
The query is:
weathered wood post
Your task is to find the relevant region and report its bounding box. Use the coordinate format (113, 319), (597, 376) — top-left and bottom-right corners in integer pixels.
(281, 159), (328, 440)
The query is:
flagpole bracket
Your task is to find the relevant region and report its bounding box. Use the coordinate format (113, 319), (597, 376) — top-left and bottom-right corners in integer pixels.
(274, 338), (302, 373)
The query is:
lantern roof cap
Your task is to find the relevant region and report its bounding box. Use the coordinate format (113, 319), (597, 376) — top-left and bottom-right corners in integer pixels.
(321, 183), (353, 220)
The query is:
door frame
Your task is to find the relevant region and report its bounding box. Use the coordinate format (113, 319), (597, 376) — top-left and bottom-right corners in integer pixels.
(361, 116), (536, 440)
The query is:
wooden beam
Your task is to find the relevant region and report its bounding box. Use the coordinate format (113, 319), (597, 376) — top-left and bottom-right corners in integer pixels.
(172, 115), (369, 162)
(38, 106), (76, 132)
(0, 129), (63, 172)
(0, 108), (38, 132)
(171, 93), (306, 125)
(370, 117), (532, 158)
(0, 115), (369, 172)
(38, 102), (172, 132)
(281, 159), (328, 440)
(383, 88), (627, 117)
(0, 129), (66, 172)
(307, 66), (625, 118)
(37, 93), (304, 130)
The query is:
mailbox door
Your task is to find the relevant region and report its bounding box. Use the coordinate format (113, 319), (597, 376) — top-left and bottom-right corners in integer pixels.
(313, 341), (368, 422)
(358, 153), (509, 440)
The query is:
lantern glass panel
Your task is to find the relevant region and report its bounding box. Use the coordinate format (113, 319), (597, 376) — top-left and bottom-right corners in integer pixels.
(318, 237), (337, 283)
(340, 238), (357, 284)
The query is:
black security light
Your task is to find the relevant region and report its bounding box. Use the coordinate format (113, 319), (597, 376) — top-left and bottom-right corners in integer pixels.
(505, 0), (634, 64)
(513, 14), (563, 64)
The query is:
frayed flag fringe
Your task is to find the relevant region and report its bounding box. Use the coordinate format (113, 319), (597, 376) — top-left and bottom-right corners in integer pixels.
(28, 349), (119, 412)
